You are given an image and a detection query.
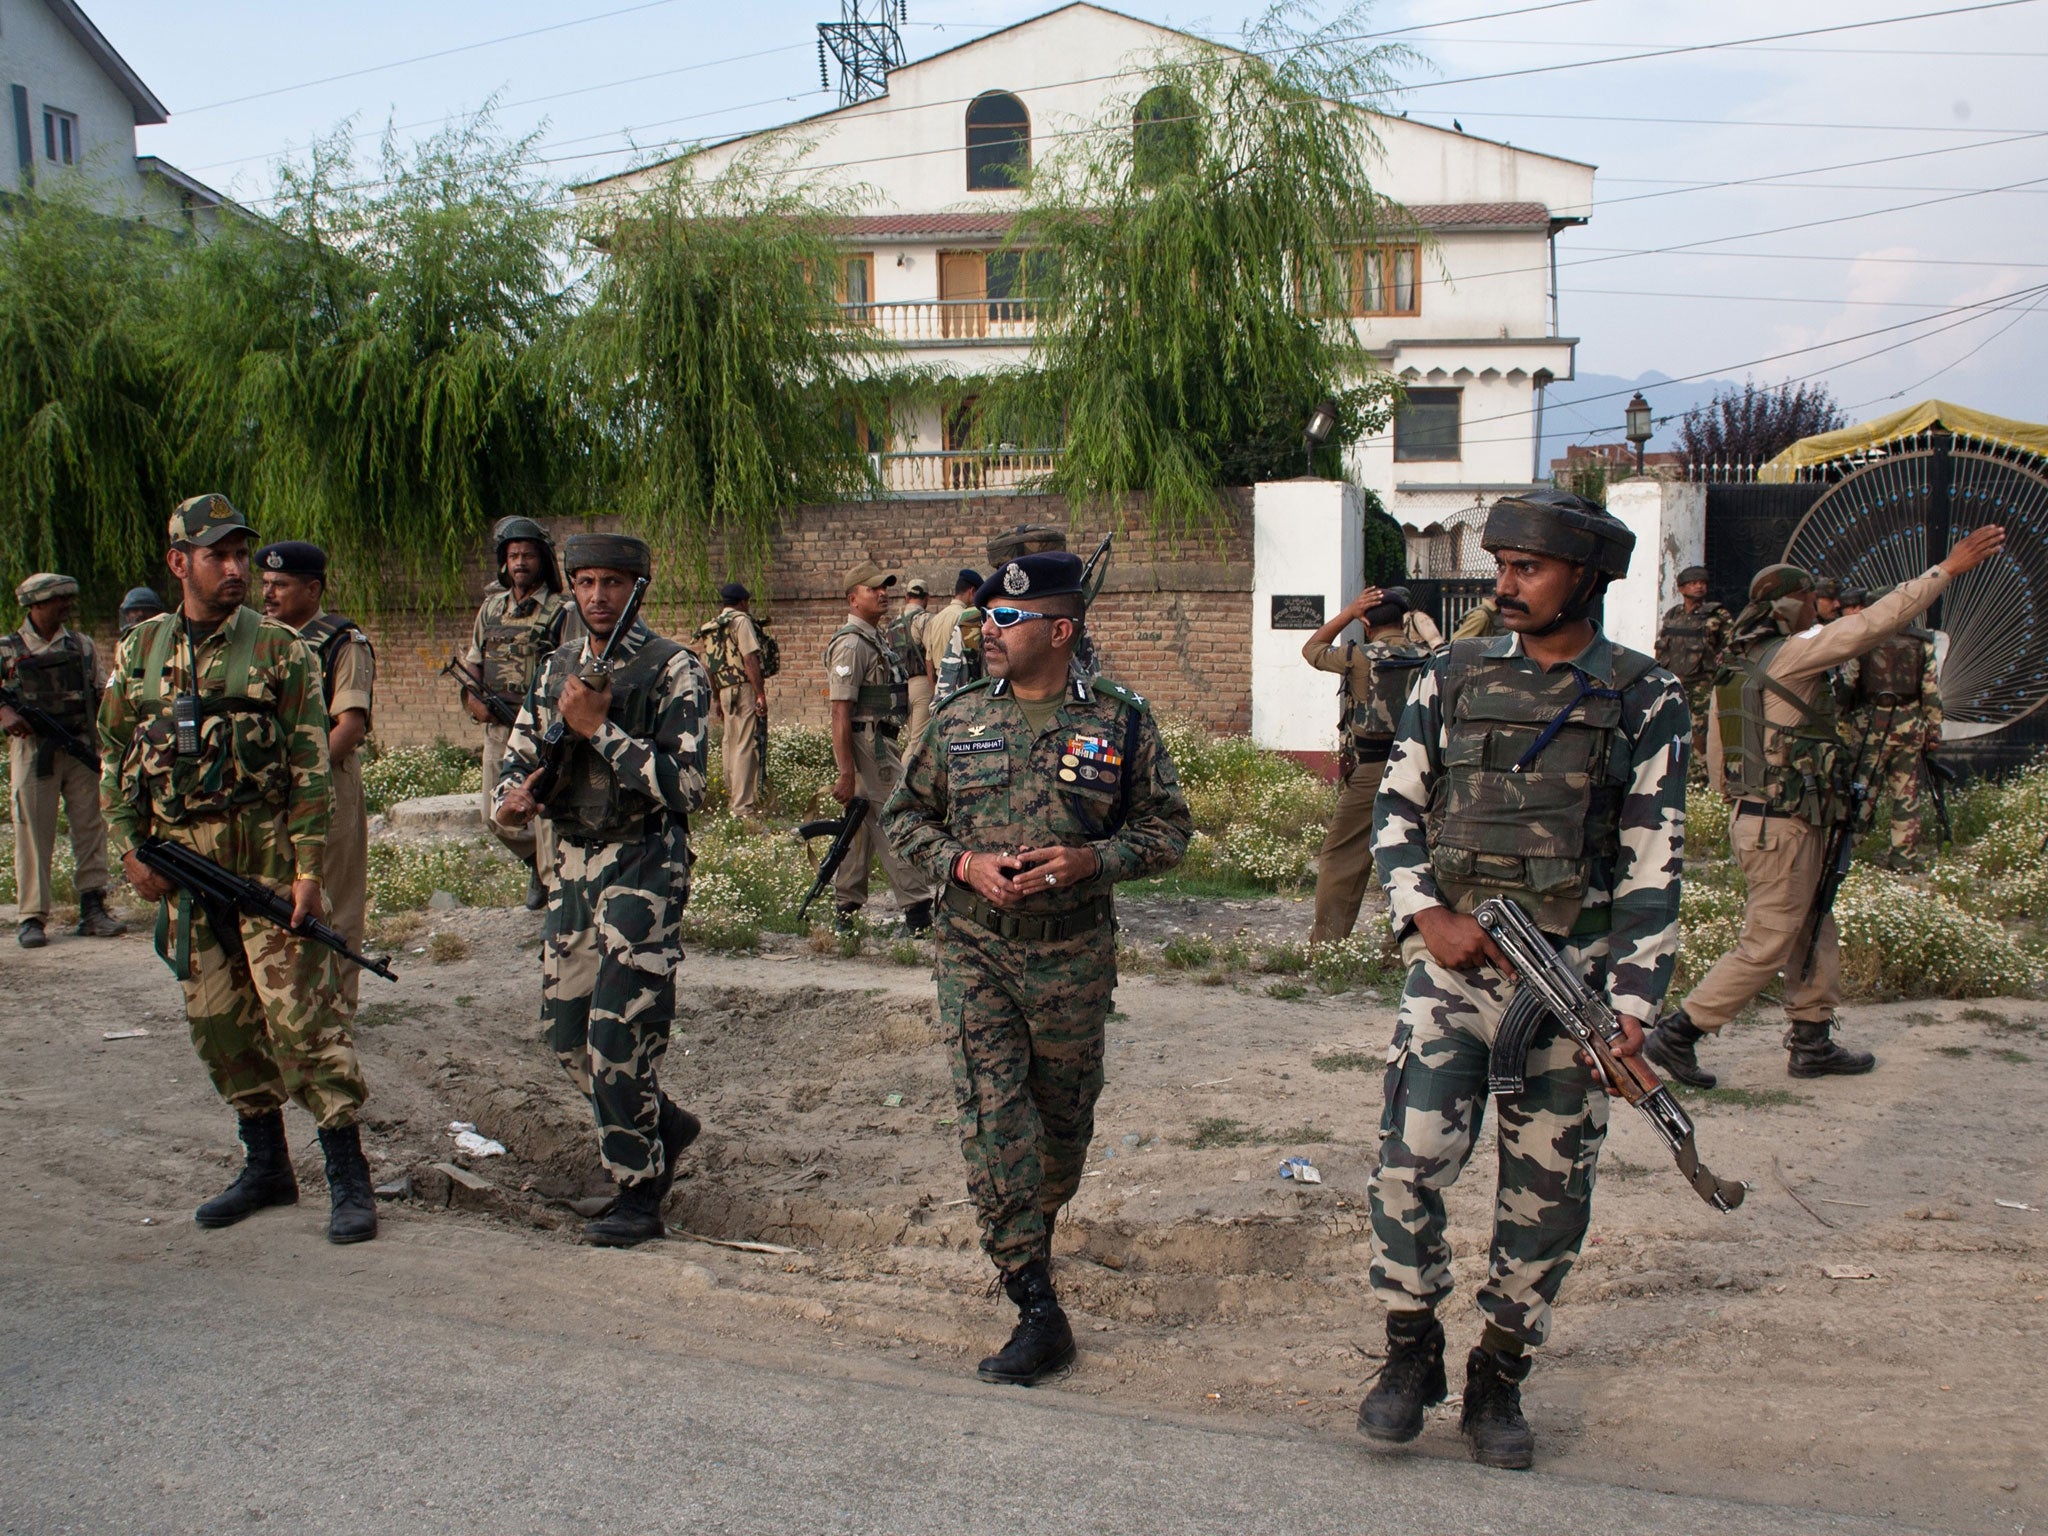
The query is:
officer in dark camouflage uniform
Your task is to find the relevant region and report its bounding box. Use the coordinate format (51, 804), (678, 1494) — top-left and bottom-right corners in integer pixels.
(1838, 586), (1942, 866)
(1654, 563), (1732, 779)
(886, 551), (1190, 1386)
(1361, 491), (1688, 1470)
(495, 533), (711, 1248)
(101, 494), (376, 1244)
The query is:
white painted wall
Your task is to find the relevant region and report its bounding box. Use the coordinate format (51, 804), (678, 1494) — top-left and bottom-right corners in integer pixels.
(1250, 479), (1361, 753)
(2, 0), (144, 203)
(1603, 479), (1707, 656)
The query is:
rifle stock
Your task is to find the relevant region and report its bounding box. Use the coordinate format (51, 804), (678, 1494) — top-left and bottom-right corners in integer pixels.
(796, 797), (870, 921)
(136, 836), (397, 981)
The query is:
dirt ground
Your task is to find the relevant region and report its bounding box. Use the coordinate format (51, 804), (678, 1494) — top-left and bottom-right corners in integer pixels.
(3, 895), (2043, 1534)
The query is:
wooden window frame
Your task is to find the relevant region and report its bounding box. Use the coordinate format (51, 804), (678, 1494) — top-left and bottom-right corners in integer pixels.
(1308, 244), (1422, 318)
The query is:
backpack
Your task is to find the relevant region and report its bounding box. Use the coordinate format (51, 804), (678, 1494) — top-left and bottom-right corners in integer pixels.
(694, 611), (781, 689)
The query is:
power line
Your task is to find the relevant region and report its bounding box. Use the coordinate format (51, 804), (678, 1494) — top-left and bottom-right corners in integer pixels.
(1385, 33), (2048, 58)
(1405, 108), (2045, 136)
(1850, 291), (2048, 407)
(1563, 287), (1966, 310)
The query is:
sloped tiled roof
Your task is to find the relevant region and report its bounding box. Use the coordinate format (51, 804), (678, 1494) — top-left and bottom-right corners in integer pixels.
(824, 201), (1555, 241)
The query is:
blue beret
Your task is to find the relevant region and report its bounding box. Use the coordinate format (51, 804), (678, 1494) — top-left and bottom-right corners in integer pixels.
(254, 541), (328, 579)
(956, 567), (984, 593)
(975, 552), (1085, 608)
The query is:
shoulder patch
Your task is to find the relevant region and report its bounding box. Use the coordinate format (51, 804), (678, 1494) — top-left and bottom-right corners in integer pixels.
(1090, 676), (1149, 712)
(932, 677), (994, 714)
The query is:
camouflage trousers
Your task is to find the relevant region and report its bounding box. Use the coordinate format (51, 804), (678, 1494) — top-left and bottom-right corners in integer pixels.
(936, 907), (1115, 1275)
(1368, 931), (1611, 1349)
(152, 822), (365, 1129)
(1683, 679), (1712, 784)
(541, 825), (688, 1187)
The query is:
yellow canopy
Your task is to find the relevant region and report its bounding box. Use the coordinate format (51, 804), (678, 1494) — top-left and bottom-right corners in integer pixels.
(1760, 399), (2048, 481)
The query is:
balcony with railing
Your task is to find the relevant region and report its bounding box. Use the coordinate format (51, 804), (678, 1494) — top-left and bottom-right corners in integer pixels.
(871, 448), (1057, 495)
(845, 298), (1043, 345)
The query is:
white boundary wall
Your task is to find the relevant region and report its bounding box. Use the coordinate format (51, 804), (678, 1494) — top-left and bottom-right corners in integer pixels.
(1251, 480), (1362, 753)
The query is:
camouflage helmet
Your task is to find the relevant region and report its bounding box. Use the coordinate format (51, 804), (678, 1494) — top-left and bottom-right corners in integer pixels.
(987, 524), (1068, 565)
(1480, 491), (1634, 580)
(1813, 576), (1841, 600)
(1676, 564), (1710, 586)
(1748, 564), (1814, 603)
(493, 515), (561, 593)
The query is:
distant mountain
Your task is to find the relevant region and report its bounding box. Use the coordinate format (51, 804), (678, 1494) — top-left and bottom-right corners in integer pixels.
(1538, 370), (1743, 470)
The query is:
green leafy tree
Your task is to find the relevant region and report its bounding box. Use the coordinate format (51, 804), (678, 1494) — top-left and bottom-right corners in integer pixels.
(570, 154), (913, 596)
(163, 116), (586, 609)
(986, 3), (1407, 541)
(0, 188), (177, 606)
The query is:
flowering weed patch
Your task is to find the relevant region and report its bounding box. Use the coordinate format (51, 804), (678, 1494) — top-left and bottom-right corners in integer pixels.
(363, 742), (481, 814)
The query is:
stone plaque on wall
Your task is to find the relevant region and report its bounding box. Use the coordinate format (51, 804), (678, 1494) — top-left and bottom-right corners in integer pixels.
(1269, 594), (1326, 630)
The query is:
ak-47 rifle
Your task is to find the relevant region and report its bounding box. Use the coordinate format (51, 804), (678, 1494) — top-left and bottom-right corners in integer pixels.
(441, 657), (520, 729)
(135, 836), (397, 981)
(1925, 750), (1957, 848)
(1473, 897), (1745, 1212)
(1793, 706), (1886, 983)
(1079, 530), (1114, 607)
(0, 688), (100, 770)
(525, 577), (649, 810)
(795, 797), (870, 921)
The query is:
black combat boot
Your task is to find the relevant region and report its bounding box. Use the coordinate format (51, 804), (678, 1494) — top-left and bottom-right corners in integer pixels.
(649, 1097), (701, 1206)
(1356, 1309), (1446, 1443)
(1786, 1019), (1875, 1078)
(582, 1175), (667, 1248)
(76, 890), (128, 938)
(523, 862), (548, 912)
(195, 1110), (299, 1228)
(834, 904), (862, 934)
(316, 1124), (379, 1244)
(1644, 1007), (1716, 1089)
(899, 899), (933, 937)
(16, 917), (46, 949)
(1459, 1343), (1536, 1470)
(977, 1260), (1075, 1385)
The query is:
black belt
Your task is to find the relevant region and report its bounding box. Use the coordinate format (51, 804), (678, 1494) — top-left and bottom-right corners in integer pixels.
(852, 720), (901, 739)
(941, 884), (1111, 941)
(1347, 737), (1394, 764)
(554, 812), (671, 849)
(1733, 800), (1798, 821)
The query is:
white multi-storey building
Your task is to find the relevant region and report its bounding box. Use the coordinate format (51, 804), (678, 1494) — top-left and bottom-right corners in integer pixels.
(576, 3), (1593, 532)
(1, 0), (231, 233)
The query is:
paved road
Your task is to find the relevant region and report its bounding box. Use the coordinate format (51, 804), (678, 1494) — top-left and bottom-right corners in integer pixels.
(1, 1221), (1909, 1536)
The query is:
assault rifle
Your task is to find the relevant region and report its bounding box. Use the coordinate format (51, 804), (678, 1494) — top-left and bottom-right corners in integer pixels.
(441, 657), (520, 729)
(135, 836), (397, 981)
(0, 688), (100, 770)
(1926, 751), (1957, 848)
(525, 577), (649, 810)
(795, 797), (870, 922)
(1473, 898), (1745, 1213)
(1079, 531), (1115, 607)
(1794, 708), (1885, 983)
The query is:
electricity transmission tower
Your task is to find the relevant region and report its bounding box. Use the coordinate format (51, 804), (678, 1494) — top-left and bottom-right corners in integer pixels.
(818, 0), (906, 106)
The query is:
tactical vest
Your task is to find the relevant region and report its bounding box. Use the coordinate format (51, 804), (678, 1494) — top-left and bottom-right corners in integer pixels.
(544, 634), (686, 843)
(1713, 635), (1842, 825)
(4, 631), (94, 734)
(887, 610), (930, 680)
(830, 621), (908, 722)
(298, 612), (369, 725)
(1427, 638), (1655, 936)
(1345, 638), (1429, 744)
(479, 595), (564, 700)
(130, 613), (288, 826)
(1855, 632), (1927, 705)
(1655, 604), (1721, 685)
(693, 610), (780, 690)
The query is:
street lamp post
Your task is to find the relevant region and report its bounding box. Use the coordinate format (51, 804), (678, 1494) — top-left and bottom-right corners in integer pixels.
(1624, 392), (1653, 475)
(1303, 396), (1340, 478)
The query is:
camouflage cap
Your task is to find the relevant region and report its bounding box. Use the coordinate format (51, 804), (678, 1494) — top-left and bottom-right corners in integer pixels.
(1481, 490), (1633, 579)
(169, 493), (255, 548)
(1813, 576), (1841, 599)
(1676, 565), (1710, 586)
(987, 524), (1068, 565)
(1748, 563), (1815, 602)
(562, 532), (650, 578)
(15, 572), (78, 606)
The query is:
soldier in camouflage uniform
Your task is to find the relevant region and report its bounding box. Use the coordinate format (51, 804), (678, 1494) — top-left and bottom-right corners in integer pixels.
(827, 560), (935, 933)
(697, 582), (770, 823)
(1360, 491), (1686, 1470)
(1654, 563), (1733, 780)
(893, 578), (935, 740)
(2, 572), (125, 947)
(256, 541), (377, 1011)
(886, 550), (1191, 1386)
(1813, 576), (1843, 623)
(461, 516), (571, 911)
(1646, 531), (2005, 1090)
(101, 494), (376, 1244)
(1301, 585), (1429, 944)
(495, 533), (711, 1248)
(1837, 587), (1942, 865)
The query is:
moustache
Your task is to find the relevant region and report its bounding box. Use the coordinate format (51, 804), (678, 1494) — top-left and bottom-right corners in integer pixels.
(1496, 598), (1531, 615)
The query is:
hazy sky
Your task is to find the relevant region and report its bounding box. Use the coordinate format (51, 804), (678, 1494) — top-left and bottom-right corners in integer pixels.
(82, 0), (2048, 442)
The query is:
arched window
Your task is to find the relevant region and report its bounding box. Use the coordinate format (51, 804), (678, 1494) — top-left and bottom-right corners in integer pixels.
(1133, 85), (1195, 186)
(966, 91), (1030, 190)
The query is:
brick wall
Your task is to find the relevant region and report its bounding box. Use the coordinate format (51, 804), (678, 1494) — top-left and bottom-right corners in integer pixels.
(264, 493), (1255, 750)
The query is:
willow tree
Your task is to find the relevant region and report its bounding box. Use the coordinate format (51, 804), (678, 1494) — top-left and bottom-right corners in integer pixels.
(570, 155), (910, 596)
(986, 3), (1410, 541)
(163, 116), (586, 609)
(0, 188), (177, 606)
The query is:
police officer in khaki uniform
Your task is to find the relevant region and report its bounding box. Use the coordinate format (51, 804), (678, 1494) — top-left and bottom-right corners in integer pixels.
(700, 582), (768, 822)
(257, 541), (376, 1012)
(925, 569), (983, 684)
(827, 560), (935, 933)
(1301, 585), (1428, 943)
(461, 517), (570, 910)
(1, 572), (124, 948)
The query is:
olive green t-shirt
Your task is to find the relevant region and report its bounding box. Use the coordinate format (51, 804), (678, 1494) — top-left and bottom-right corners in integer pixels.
(1013, 692), (1063, 739)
